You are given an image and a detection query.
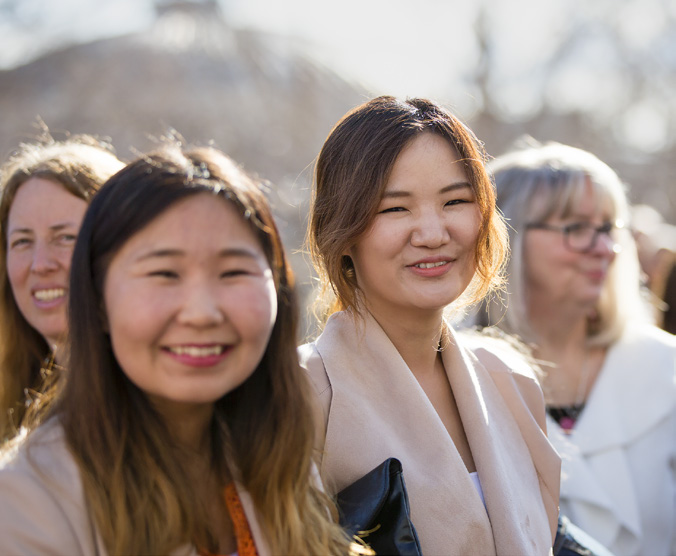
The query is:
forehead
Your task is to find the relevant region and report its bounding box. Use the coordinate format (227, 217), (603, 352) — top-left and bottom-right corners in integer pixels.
(115, 193), (265, 259)
(8, 177), (87, 224)
(385, 132), (467, 190)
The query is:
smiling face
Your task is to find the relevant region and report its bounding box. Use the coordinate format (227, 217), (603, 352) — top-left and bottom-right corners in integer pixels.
(103, 193), (277, 409)
(6, 177), (88, 348)
(524, 181), (619, 312)
(348, 132), (481, 321)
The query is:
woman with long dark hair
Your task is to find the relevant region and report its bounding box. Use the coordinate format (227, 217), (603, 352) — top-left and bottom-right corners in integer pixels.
(0, 145), (353, 555)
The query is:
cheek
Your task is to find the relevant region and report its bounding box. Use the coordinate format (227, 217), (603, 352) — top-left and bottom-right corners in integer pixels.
(234, 280), (278, 341)
(104, 281), (167, 353)
(451, 206), (482, 247)
(6, 252), (26, 286)
(351, 221), (399, 265)
(58, 246), (76, 271)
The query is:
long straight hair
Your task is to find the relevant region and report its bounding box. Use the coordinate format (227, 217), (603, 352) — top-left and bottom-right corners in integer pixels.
(0, 134), (123, 440)
(57, 146), (351, 554)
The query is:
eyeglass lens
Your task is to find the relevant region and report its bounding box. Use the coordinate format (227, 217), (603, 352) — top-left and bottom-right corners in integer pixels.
(566, 223), (614, 252)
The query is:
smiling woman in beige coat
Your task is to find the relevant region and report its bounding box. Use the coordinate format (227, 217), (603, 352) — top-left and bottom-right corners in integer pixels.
(0, 146), (354, 556)
(300, 96), (561, 556)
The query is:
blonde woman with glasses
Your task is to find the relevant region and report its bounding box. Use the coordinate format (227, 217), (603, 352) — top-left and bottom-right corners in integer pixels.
(470, 140), (676, 556)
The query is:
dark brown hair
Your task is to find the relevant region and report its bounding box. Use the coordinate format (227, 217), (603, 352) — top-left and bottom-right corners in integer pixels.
(308, 95), (507, 318)
(56, 145), (351, 555)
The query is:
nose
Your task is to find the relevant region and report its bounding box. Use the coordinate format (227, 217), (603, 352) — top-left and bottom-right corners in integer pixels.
(410, 212), (450, 249)
(176, 283), (225, 328)
(30, 242), (59, 275)
(591, 231), (619, 257)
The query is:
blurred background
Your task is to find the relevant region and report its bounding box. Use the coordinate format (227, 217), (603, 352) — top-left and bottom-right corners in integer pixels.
(1, 0), (675, 336)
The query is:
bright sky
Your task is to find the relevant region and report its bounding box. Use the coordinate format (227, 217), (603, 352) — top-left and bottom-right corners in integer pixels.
(0, 0), (481, 100)
(1, 0), (672, 152)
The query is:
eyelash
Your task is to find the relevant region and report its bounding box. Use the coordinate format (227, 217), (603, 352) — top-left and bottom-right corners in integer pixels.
(149, 270), (179, 279)
(221, 270), (250, 278)
(9, 234), (77, 249)
(379, 199), (469, 214)
(148, 269), (252, 279)
(10, 238), (32, 248)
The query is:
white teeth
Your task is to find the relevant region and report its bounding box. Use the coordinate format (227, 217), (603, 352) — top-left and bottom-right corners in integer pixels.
(34, 288), (65, 301)
(168, 345), (224, 357)
(415, 261), (447, 269)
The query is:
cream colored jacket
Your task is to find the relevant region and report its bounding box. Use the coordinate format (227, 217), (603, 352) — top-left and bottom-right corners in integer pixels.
(0, 420), (271, 556)
(299, 311), (560, 556)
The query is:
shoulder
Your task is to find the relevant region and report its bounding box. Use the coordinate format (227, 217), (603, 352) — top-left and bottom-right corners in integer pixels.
(298, 342), (331, 398)
(0, 420), (93, 555)
(458, 328), (541, 384)
(621, 323), (676, 352)
(457, 329), (547, 428)
(298, 342), (332, 451)
(611, 324), (676, 382)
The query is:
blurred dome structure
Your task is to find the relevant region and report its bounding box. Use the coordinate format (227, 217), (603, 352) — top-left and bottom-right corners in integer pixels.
(0, 0), (367, 333)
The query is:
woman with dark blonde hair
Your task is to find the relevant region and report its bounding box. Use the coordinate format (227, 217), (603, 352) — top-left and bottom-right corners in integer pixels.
(0, 145), (354, 555)
(0, 133), (123, 440)
(301, 96), (560, 555)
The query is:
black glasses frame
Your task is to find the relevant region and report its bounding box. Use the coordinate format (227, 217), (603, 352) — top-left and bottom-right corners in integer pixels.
(525, 220), (623, 253)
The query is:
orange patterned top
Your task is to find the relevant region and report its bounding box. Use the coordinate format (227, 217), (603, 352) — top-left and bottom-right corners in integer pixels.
(201, 483), (258, 556)
(224, 483), (258, 556)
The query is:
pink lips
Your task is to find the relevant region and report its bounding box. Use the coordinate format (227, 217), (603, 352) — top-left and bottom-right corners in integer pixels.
(163, 344), (232, 368)
(585, 269), (608, 282)
(407, 256), (453, 278)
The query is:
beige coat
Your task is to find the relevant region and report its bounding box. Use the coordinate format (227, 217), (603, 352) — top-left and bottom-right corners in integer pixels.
(299, 311), (560, 556)
(0, 420), (272, 556)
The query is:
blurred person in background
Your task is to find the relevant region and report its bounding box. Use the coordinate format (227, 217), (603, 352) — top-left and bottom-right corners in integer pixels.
(631, 203), (676, 334)
(0, 145), (356, 555)
(0, 132), (123, 441)
(471, 140), (676, 556)
(301, 96), (560, 555)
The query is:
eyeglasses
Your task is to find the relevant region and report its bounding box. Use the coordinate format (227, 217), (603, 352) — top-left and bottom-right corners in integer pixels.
(525, 220), (624, 253)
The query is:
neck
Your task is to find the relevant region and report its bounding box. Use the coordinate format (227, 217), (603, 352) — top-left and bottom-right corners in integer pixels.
(527, 303), (607, 407)
(366, 304), (445, 378)
(526, 296), (591, 354)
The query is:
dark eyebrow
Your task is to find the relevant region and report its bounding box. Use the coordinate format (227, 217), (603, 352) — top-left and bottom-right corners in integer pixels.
(134, 247), (262, 262)
(8, 222), (79, 236)
(382, 182), (472, 199)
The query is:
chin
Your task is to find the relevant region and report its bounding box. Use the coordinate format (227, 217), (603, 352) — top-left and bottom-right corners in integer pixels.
(414, 297), (459, 312)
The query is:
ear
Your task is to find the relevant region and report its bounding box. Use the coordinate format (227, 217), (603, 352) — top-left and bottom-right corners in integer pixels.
(341, 254), (356, 280)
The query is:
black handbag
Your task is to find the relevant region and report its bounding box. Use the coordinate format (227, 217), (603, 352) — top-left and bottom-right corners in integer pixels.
(337, 457), (423, 556)
(553, 515), (615, 556)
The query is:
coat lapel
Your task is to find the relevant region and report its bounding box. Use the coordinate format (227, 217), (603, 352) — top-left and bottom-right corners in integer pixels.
(235, 483), (271, 556)
(317, 311), (496, 556)
(444, 327), (555, 555)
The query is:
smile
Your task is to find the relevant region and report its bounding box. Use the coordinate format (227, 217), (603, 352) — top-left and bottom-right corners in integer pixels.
(414, 261), (449, 269)
(33, 288), (66, 301)
(165, 345), (226, 357)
